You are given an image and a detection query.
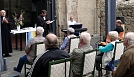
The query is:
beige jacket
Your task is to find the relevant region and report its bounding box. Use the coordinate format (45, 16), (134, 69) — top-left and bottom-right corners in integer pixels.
(25, 35), (45, 62)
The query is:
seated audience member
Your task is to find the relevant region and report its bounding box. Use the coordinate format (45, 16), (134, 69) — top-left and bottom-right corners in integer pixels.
(60, 27), (76, 52)
(13, 26), (45, 72)
(112, 32), (134, 77)
(114, 20), (124, 34)
(27, 33), (70, 77)
(70, 32), (93, 77)
(96, 31), (119, 76)
(67, 16), (76, 28)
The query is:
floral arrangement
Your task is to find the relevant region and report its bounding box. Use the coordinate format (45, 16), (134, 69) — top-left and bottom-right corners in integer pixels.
(12, 10), (25, 26)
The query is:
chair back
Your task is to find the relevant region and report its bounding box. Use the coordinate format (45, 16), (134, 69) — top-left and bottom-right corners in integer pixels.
(81, 49), (97, 77)
(35, 42), (46, 56)
(48, 58), (72, 77)
(113, 41), (124, 60)
(68, 36), (80, 53)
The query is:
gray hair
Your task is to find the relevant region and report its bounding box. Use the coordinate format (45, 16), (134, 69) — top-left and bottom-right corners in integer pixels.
(80, 32), (91, 44)
(108, 31), (118, 41)
(36, 26), (44, 35)
(67, 27), (75, 34)
(124, 32), (134, 45)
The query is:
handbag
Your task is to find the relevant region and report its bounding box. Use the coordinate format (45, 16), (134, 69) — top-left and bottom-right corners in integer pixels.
(105, 60), (114, 71)
(105, 59), (119, 71)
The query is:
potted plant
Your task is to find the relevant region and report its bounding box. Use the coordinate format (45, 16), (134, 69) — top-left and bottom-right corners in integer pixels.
(12, 10), (25, 31)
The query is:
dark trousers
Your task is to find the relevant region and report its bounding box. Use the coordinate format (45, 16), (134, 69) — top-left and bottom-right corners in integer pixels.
(16, 55), (29, 72)
(95, 53), (103, 71)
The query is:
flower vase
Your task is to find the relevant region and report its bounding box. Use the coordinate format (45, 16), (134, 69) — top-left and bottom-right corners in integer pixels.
(17, 25), (20, 31)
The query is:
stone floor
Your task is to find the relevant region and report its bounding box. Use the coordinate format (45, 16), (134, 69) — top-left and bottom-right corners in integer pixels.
(1, 50), (25, 77)
(1, 34), (110, 77)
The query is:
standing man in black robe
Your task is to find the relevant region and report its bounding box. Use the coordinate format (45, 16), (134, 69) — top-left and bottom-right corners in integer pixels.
(37, 9), (50, 37)
(0, 10), (12, 57)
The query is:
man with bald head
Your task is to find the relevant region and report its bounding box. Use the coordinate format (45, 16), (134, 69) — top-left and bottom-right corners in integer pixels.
(0, 10), (12, 57)
(112, 32), (134, 77)
(27, 33), (69, 77)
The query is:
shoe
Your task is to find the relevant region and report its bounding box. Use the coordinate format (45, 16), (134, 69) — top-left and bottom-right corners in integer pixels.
(13, 67), (21, 73)
(3, 55), (12, 57)
(103, 73), (111, 77)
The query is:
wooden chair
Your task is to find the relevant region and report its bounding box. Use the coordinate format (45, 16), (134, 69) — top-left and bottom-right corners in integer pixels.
(98, 41), (124, 77)
(68, 36), (80, 53)
(80, 49), (97, 77)
(113, 41), (124, 66)
(24, 42), (45, 77)
(48, 58), (72, 77)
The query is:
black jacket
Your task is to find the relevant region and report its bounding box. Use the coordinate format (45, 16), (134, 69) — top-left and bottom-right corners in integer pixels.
(31, 47), (70, 77)
(37, 15), (50, 36)
(114, 26), (124, 33)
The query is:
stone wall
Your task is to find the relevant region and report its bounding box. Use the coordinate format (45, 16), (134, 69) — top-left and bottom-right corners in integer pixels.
(77, 0), (96, 34)
(56, 0), (67, 37)
(56, 0), (97, 36)
(66, 0), (78, 23)
(117, 0), (134, 5)
(96, 0), (105, 36)
(97, 1), (134, 36)
(117, 5), (134, 33)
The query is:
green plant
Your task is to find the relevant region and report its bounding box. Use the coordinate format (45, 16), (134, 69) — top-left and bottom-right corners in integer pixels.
(12, 10), (25, 26)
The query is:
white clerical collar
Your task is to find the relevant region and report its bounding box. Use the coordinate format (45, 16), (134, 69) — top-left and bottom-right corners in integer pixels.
(43, 17), (46, 20)
(3, 17), (5, 20)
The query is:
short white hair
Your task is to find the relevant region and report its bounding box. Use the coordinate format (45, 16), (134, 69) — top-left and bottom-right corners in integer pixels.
(108, 31), (118, 41)
(80, 32), (91, 44)
(67, 27), (75, 33)
(124, 32), (134, 45)
(36, 26), (44, 35)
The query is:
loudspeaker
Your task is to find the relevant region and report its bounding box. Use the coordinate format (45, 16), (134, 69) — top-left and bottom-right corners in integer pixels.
(116, 17), (125, 24)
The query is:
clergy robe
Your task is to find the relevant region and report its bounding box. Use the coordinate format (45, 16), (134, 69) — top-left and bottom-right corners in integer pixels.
(1, 16), (12, 55)
(37, 15), (49, 37)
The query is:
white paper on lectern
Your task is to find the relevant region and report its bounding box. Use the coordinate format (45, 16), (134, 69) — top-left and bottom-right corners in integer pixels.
(47, 20), (55, 24)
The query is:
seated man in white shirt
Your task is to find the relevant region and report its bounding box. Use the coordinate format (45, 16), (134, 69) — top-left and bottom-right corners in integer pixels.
(67, 16), (76, 28)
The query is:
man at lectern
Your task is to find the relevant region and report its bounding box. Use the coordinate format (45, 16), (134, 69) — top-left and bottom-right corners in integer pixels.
(37, 9), (50, 37)
(67, 16), (76, 28)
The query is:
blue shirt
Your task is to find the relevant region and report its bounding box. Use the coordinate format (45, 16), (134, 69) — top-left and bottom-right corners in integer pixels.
(60, 37), (69, 50)
(99, 43), (114, 52)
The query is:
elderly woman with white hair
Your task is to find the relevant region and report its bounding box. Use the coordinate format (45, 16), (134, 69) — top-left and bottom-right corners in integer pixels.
(14, 26), (45, 73)
(96, 31), (119, 76)
(60, 27), (76, 52)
